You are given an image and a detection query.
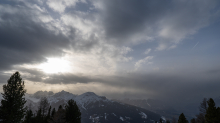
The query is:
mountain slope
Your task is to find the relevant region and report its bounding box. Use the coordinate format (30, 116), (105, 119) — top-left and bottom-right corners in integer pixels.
(74, 92), (162, 123)
(114, 98), (179, 120)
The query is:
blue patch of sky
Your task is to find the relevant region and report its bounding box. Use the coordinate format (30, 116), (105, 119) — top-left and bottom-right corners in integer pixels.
(153, 20), (220, 71)
(127, 41), (157, 59)
(125, 18), (220, 72)
(0, 0), (26, 7)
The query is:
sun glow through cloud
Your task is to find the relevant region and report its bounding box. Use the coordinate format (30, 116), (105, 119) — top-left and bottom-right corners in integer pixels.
(38, 58), (70, 73)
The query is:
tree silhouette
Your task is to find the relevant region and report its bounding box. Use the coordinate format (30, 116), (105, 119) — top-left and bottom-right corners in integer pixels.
(50, 105), (66, 123)
(51, 108), (56, 118)
(39, 97), (50, 116)
(178, 113), (188, 123)
(195, 98), (207, 123)
(190, 118), (195, 123)
(65, 99), (81, 123)
(205, 98), (217, 123)
(166, 120), (170, 123)
(23, 109), (34, 123)
(0, 72), (27, 123)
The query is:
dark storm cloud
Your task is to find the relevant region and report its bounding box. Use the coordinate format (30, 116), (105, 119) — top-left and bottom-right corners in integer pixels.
(0, 0), (218, 74)
(101, 0), (168, 39)
(16, 68), (47, 83)
(97, 0), (219, 46)
(16, 67), (102, 84)
(43, 73), (100, 84)
(0, 2), (72, 71)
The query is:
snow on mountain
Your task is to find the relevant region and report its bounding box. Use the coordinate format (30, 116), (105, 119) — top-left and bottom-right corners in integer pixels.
(120, 116), (124, 121)
(161, 116), (166, 121)
(47, 90), (76, 104)
(1, 91), (107, 106)
(116, 98), (178, 120)
(74, 92), (109, 110)
(25, 94), (40, 103)
(0, 94), (2, 101)
(89, 114), (100, 123)
(112, 113), (116, 116)
(31, 91), (54, 99)
(22, 91), (109, 110)
(0, 90), (163, 123)
(139, 112), (147, 119)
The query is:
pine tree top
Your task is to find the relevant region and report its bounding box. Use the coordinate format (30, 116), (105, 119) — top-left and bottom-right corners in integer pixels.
(0, 71), (27, 122)
(178, 113), (188, 123)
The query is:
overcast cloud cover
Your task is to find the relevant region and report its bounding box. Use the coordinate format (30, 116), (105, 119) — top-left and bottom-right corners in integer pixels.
(0, 0), (220, 105)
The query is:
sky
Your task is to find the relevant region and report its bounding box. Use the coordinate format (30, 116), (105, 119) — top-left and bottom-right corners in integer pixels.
(0, 0), (220, 105)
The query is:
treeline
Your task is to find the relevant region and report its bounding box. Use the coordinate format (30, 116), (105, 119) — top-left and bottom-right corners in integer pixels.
(169, 98), (220, 123)
(155, 118), (171, 123)
(0, 72), (81, 123)
(24, 98), (81, 123)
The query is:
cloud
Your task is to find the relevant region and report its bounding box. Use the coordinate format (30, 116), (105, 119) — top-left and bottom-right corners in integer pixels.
(0, 0), (220, 109)
(144, 48), (151, 55)
(0, 3), (72, 71)
(91, 0), (219, 49)
(46, 0), (81, 13)
(135, 56), (154, 70)
(155, 0), (218, 50)
(0, 0), (133, 74)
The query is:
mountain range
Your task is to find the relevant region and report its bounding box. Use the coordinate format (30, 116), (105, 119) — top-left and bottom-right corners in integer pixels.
(1, 90), (165, 123)
(1, 90), (220, 122)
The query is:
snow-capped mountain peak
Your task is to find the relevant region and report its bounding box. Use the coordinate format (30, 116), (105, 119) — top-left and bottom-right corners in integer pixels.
(25, 91), (108, 107)
(47, 90), (76, 103)
(76, 92), (108, 102)
(52, 90), (76, 98)
(75, 92), (109, 110)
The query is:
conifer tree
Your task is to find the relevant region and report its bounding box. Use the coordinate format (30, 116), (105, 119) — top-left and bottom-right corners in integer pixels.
(178, 113), (188, 123)
(47, 106), (51, 118)
(23, 109), (34, 123)
(51, 108), (56, 118)
(44, 106), (52, 123)
(200, 98), (208, 115)
(190, 118), (195, 123)
(216, 107), (220, 122)
(39, 97), (50, 116)
(0, 72), (27, 123)
(36, 108), (43, 123)
(65, 99), (81, 123)
(59, 105), (63, 109)
(50, 105), (66, 123)
(166, 120), (170, 123)
(159, 118), (163, 123)
(196, 98), (207, 123)
(205, 98), (217, 123)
